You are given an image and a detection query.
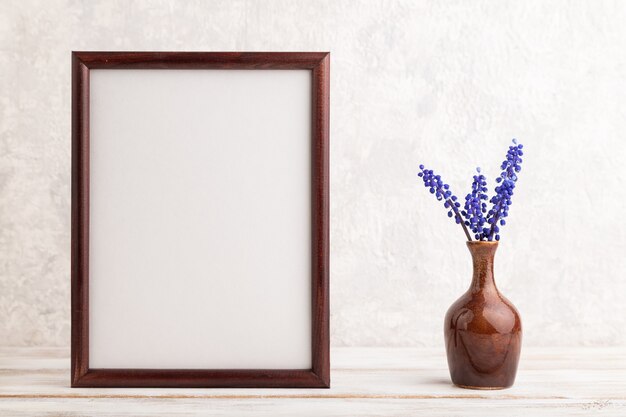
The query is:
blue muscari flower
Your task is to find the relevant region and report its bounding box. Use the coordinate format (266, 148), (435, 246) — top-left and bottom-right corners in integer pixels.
(461, 167), (489, 240)
(417, 139), (524, 242)
(486, 139), (524, 241)
(418, 165), (472, 241)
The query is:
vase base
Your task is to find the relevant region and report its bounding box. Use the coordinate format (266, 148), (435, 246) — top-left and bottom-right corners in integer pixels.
(454, 383), (511, 390)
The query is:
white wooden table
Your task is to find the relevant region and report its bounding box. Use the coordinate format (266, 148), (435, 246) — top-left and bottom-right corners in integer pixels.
(1, 347), (625, 416)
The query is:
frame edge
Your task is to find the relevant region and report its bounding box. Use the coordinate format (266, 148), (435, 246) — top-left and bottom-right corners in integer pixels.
(71, 52), (90, 387)
(311, 52), (331, 388)
(72, 369), (329, 389)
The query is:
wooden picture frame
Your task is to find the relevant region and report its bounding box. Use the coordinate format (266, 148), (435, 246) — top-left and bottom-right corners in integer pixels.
(71, 52), (329, 388)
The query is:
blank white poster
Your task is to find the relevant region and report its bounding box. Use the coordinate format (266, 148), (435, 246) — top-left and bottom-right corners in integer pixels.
(88, 69), (312, 369)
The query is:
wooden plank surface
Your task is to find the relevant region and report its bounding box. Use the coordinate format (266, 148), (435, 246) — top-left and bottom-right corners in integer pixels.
(1, 347), (625, 416)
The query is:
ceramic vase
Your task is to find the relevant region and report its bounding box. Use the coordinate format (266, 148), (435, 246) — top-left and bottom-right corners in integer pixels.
(444, 241), (522, 389)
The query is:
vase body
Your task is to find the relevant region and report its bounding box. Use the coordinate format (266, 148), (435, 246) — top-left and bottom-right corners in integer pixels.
(444, 241), (522, 389)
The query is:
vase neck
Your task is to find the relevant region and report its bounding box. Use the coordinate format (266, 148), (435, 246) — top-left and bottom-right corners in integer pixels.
(467, 242), (499, 293)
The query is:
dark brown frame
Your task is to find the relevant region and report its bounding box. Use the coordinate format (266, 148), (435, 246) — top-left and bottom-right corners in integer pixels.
(71, 52), (330, 388)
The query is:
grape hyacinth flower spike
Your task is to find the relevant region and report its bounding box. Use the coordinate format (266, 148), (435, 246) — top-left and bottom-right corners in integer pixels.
(417, 139), (524, 242)
(486, 139), (524, 241)
(462, 167), (489, 240)
(418, 165), (472, 241)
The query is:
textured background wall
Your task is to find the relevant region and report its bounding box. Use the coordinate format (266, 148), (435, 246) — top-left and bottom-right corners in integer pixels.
(1, 0), (625, 347)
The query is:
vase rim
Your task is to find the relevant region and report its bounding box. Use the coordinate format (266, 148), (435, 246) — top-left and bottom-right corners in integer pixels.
(466, 240), (499, 245)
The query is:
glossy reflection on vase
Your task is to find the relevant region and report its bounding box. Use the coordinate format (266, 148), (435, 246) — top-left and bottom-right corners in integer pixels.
(444, 241), (522, 389)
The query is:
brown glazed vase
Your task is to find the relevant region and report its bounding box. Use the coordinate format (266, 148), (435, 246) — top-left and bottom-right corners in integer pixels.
(444, 241), (522, 389)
